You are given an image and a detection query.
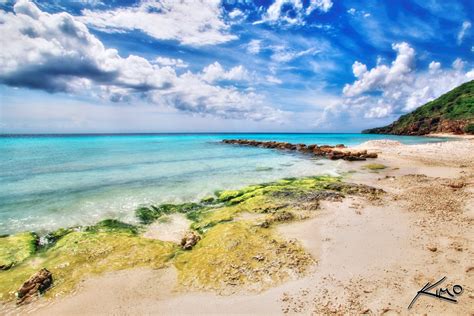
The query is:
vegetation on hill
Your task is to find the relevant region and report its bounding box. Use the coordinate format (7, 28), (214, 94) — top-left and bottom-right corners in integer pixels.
(363, 80), (474, 135)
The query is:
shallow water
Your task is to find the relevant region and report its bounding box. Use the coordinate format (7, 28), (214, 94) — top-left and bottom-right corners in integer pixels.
(0, 133), (449, 234)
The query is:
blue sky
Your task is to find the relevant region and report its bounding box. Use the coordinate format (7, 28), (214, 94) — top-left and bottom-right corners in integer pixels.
(0, 0), (473, 133)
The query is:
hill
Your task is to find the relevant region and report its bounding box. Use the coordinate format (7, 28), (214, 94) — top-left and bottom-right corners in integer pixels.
(362, 80), (474, 135)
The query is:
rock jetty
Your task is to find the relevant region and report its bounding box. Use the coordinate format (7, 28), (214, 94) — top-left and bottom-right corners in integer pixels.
(222, 139), (378, 161)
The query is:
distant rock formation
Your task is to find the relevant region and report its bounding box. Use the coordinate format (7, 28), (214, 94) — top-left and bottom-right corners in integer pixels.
(222, 139), (378, 161)
(363, 80), (474, 135)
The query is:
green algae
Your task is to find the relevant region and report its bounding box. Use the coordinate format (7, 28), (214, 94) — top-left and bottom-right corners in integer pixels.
(363, 163), (387, 170)
(0, 175), (386, 302)
(0, 228), (177, 301)
(86, 219), (139, 234)
(174, 221), (313, 292)
(136, 202), (205, 224)
(0, 232), (37, 270)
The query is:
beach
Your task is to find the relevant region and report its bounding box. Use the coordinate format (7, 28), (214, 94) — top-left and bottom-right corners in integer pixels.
(1, 136), (473, 315)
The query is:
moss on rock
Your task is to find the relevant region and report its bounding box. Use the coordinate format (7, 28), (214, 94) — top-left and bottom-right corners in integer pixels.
(0, 232), (37, 270)
(0, 230), (177, 301)
(174, 221), (313, 292)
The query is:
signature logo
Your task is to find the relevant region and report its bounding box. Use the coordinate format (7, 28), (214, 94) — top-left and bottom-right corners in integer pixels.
(408, 276), (463, 309)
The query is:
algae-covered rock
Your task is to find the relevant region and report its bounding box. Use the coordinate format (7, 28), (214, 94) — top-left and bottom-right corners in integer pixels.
(174, 221), (313, 292)
(136, 203), (205, 224)
(0, 232), (37, 270)
(86, 219), (139, 234)
(0, 230), (177, 301)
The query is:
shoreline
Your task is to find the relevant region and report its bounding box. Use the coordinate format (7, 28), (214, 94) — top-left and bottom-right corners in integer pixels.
(1, 138), (473, 315)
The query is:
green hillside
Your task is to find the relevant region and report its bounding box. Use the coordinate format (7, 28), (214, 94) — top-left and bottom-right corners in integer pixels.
(363, 80), (474, 135)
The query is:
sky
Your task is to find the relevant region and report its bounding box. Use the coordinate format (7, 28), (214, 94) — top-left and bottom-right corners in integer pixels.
(0, 0), (473, 133)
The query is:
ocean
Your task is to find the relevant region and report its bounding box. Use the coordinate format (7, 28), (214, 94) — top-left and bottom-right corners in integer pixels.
(0, 133), (449, 234)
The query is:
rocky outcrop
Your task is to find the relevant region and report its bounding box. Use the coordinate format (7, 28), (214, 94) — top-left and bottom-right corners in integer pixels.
(16, 268), (52, 305)
(363, 118), (472, 135)
(363, 80), (474, 135)
(222, 139), (378, 161)
(181, 231), (201, 250)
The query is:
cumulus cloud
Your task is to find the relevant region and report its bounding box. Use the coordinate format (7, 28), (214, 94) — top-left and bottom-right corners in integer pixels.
(201, 62), (250, 83)
(0, 0), (175, 94)
(79, 0), (237, 46)
(457, 21), (471, 45)
(152, 71), (283, 121)
(153, 57), (188, 68)
(0, 0), (282, 122)
(343, 42), (415, 97)
(256, 0), (332, 26)
(318, 42), (474, 126)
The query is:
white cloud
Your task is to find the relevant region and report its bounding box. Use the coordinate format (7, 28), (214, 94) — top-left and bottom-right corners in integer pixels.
(306, 0), (333, 14)
(229, 9), (244, 19)
(364, 104), (392, 119)
(247, 39), (262, 54)
(153, 57), (188, 68)
(343, 42), (415, 97)
(79, 0), (237, 46)
(266, 75), (282, 84)
(271, 46), (319, 63)
(457, 21), (471, 45)
(428, 61), (441, 72)
(257, 0), (332, 26)
(318, 42), (474, 127)
(0, 0), (282, 122)
(346, 8), (371, 18)
(201, 62), (250, 83)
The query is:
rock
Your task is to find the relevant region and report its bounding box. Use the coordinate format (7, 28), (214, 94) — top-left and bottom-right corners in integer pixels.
(0, 263), (13, 271)
(447, 181), (465, 189)
(17, 268), (53, 305)
(222, 139), (378, 161)
(342, 155), (366, 161)
(181, 231), (201, 250)
(253, 254), (265, 261)
(427, 246), (437, 252)
(363, 152), (378, 158)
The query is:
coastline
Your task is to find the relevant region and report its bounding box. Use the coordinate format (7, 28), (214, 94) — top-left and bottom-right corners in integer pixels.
(426, 132), (474, 139)
(1, 137), (473, 315)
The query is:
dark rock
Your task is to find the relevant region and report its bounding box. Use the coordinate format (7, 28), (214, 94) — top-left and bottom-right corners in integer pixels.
(17, 268), (53, 305)
(0, 262), (13, 271)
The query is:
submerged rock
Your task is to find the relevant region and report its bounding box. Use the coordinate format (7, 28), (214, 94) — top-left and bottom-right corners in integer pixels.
(16, 268), (52, 305)
(181, 231), (201, 250)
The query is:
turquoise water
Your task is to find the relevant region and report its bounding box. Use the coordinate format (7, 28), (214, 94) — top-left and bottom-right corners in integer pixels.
(0, 133), (448, 234)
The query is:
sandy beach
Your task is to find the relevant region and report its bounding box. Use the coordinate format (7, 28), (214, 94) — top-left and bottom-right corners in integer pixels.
(8, 137), (468, 315)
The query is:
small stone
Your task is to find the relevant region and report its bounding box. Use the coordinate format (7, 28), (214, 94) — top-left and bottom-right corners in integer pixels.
(253, 255), (265, 261)
(180, 231), (201, 250)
